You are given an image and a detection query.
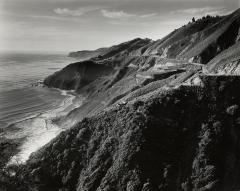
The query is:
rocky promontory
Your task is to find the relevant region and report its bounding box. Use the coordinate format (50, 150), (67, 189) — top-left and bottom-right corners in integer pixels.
(44, 60), (114, 90)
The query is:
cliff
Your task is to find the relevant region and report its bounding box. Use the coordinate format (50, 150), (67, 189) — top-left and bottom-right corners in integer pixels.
(44, 60), (114, 90)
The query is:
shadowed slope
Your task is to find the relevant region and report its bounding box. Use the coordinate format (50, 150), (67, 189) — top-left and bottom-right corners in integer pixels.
(22, 76), (240, 191)
(44, 60), (114, 90)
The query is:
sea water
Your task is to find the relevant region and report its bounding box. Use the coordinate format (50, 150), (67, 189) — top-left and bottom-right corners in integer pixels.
(0, 51), (81, 164)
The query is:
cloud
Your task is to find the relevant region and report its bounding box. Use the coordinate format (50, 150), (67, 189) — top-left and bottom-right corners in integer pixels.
(29, 14), (69, 20)
(101, 10), (135, 18)
(140, 13), (158, 18)
(54, 7), (100, 16)
(101, 10), (157, 19)
(171, 6), (225, 16)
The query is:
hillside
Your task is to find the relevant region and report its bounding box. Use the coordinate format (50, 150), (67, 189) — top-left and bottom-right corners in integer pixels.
(142, 10), (240, 64)
(68, 38), (152, 60)
(2, 9), (240, 191)
(12, 76), (240, 191)
(206, 42), (240, 74)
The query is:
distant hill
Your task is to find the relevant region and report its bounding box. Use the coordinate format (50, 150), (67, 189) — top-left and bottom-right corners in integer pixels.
(68, 48), (108, 60)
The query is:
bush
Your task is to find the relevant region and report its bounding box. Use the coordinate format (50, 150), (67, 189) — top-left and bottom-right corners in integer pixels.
(0, 164), (28, 191)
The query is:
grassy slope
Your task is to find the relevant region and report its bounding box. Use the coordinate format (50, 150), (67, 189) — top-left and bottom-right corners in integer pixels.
(141, 9), (240, 65)
(143, 15), (223, 58)
(207, 42), (240, 74)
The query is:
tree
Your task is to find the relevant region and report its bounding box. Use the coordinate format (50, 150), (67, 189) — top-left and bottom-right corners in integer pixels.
(192, 17), (196, 22)
(206, 15), (211, 19)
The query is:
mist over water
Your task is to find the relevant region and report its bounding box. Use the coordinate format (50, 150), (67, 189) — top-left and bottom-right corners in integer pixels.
(0, 51), (81, 163)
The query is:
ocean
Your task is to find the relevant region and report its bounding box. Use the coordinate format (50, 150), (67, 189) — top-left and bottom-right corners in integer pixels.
(0, 51), (81, 164)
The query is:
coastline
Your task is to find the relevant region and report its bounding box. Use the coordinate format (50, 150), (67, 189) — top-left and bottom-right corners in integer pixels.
(0, 86), (84, 166)
(0, 51), (79, 167)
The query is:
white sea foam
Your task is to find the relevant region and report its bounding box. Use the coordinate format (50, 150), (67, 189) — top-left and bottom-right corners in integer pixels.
(7, 90), (84, 165)
(9, 117), (61, 164)
(0, 52), (80, 165)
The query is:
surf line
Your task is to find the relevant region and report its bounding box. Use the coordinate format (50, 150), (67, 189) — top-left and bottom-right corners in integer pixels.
(7, 89), (80, 165)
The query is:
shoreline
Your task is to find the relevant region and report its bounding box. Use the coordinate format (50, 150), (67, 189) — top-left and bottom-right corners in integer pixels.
(0, 86), (83, 166)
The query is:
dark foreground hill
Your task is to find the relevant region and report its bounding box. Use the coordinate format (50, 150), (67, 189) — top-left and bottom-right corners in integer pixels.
(1, 9), (240, 191)
(7, 76), (240, 191)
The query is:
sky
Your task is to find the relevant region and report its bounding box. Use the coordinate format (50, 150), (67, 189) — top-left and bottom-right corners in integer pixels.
(0, 0), (238, 52)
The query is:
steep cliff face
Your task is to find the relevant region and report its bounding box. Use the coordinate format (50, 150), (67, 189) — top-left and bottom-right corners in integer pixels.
(44, 60), (114, 90)
(22, 76), (240, 191)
